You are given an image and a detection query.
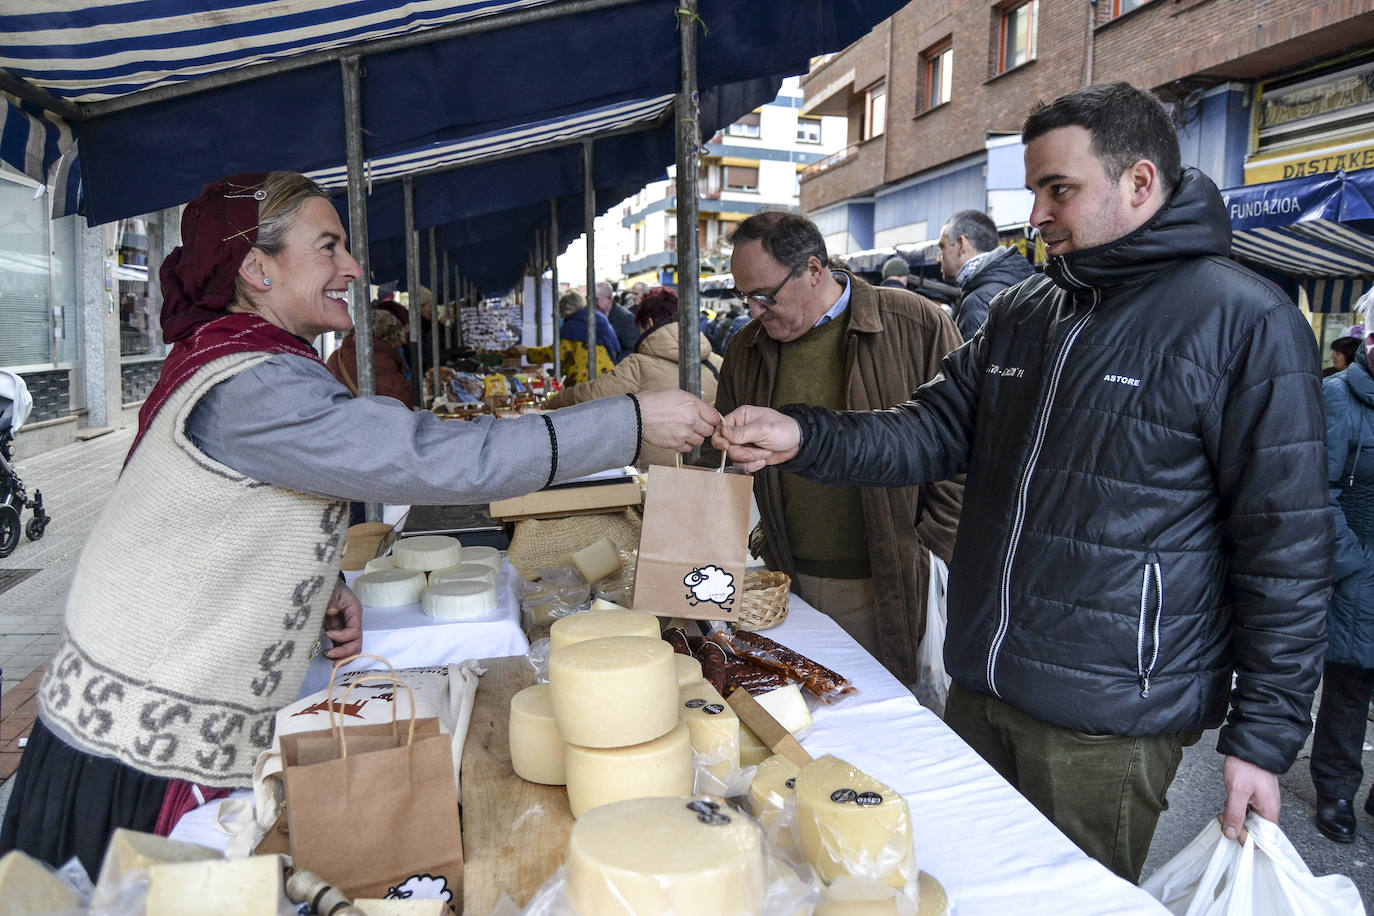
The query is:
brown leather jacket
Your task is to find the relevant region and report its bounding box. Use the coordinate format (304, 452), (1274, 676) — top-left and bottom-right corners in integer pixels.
(716, 273), (964, 683)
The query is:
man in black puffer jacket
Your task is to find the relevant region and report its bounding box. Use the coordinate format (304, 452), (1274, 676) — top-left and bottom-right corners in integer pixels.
(714, 82), (1331, 882)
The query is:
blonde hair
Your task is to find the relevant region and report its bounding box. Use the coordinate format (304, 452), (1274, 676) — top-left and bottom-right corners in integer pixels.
(233, 171), (330, 309)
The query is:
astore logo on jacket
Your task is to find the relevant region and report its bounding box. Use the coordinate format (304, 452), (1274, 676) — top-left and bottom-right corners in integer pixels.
(1103, 374), (1142, 388)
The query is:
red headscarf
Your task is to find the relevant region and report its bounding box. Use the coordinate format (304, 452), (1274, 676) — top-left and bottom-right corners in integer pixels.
(158, 172), (268, 343)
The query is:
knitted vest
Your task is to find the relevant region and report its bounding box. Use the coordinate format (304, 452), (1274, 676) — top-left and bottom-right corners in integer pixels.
(39, 352), (347, 786)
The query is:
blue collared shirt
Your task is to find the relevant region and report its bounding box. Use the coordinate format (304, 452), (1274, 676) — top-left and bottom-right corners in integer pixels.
(813, 272), (851, 328)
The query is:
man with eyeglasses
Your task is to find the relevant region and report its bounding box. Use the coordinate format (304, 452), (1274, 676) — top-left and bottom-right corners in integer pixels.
(716, 211), (964, 688)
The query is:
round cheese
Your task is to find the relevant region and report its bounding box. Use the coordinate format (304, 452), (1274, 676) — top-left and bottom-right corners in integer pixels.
(565, 796), (766, 916)
(674, 653), (704, 689)
(363, 555), (395, 573)
(462, 544), (503, 573)
(747, 753), (801, 831)
(564, 721), (694, 817)
(421, 580), (497, 621)
(549, 636), (678, 748)
(795, 756), (913, 889)
(549, 608), (661, 653)
(392, 535), (462, 572)
(814, 874), (950, 916)
(353, 569), (426, 608)
(428, 562), (497, 587)
(678, 679), (740, 780)
(509, 685), (565, 785)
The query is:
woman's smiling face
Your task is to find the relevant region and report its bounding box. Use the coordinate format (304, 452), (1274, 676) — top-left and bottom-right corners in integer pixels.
(252, 196), (361, 338)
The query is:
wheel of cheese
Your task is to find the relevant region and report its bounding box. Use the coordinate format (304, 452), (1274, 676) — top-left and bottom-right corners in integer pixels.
(353, 569), (427, 608)
(392, 535), (462, 571)
(428, 562), (497, 587)
(462, 544), (503, 572)
(566, 795), (766, 916)
(678, 679), (740, 780)
(548, 635), (678, 748)
(673, 653), (703, 688)
(814, 874), (951, 916)
(363, 554), (395, 573)
(747, 753), (801, 832)
(509, 684), (565, 785)
(564, 721), (694, 817)
(421, 580), (498, 620)
(549, 608), (661, 653)
(795, 755), (913, 889)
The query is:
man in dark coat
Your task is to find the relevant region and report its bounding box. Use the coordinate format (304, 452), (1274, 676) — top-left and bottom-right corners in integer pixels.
(715, 83), (1330, 882)
(938, 209), (1033, 341)
(596, 281), (639, 359)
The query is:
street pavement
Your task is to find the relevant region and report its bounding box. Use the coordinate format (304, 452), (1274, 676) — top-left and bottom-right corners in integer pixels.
(0, 426), (1370, 907)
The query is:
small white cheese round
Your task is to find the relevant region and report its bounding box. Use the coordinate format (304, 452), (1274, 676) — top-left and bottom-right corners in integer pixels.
(362, 555), (395, 574)
(353, 569), (427, 608)
(428, 562), (497, 587)
(392, 535), (462, 572)
(421, 580), (498, 620)
(462, 545), (503, 573)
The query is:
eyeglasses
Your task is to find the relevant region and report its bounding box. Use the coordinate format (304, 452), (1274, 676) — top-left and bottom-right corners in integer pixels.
(729, 267), (800, 308)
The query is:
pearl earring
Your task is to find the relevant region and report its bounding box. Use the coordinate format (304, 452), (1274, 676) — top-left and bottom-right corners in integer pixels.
(262, 277), (271, 287)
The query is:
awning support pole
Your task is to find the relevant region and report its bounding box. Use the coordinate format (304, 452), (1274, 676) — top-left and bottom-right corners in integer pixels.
(429, 228), (440, 396)
(551, 198), (562, 382)
(582, 139), (598, 380)
(675, 0), (702, 401)
(403, 176), (423, 410)
(442, 250), (451, 357)
(534, 227), (545, 347)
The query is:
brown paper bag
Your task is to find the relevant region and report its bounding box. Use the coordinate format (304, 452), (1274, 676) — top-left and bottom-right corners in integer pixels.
(632, 460), (752, 620)
(281, 675), (462, 912)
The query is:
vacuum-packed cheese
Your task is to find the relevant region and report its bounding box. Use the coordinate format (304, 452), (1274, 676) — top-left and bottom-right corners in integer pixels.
(565, 796), (766, 916)
(564, 721), (694, 816)
(678, 679), (740, 779)
(353, 568), (426, 607)
(392, 535), (462, 571)
(814, 874), (951, 916)
(674, 652), (704, 688)
(795, 756), (913, 888)
(0, 851), (81, 916)
(145, 855), (283, 915)
(428, 562), (497, 587)
(421, 580), (498, 620)
(509, 684), (565, 785)
(549, 608), (660, 653)
(549, 635), (678, 747)
(352, 900), (444, 916)
(739, 722), (771, 767)
(462, 544), (503, 573)
(95, 829), (221, 895)
(747, 753), (801, 831)
(572, 537), (622, 583)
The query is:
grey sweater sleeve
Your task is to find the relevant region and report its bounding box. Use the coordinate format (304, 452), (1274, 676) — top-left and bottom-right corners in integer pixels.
(185, 354), (639, 504)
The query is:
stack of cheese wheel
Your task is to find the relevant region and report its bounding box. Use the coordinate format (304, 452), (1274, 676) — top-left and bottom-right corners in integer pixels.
(548, 626), (692, 817)
(549, 607), (661, 652)
(392, 535), (463, 572)
(565, 796), (766, 916)
(794, 755), (913, 890)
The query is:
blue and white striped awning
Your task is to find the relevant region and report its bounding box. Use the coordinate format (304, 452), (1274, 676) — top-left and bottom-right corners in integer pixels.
(1230, 219), (1374, 278)
(0, 0), (560, 103)
(306, 94), (673, 190)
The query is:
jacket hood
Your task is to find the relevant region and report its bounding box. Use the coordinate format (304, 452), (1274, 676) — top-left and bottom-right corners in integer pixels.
(966, 245), (1034, 290)
(1044, 167), (1231, 293)
(635, 321), (713, 362)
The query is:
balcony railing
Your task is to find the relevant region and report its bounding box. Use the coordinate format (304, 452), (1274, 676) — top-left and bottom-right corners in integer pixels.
(800, 143), (858, 182)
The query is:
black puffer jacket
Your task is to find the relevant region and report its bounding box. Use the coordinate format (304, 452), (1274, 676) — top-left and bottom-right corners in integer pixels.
(783, 169), (1330, 773)
(952, 245), (1035, 341)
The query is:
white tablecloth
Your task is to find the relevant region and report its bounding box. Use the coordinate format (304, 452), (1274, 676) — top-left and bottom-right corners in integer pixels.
(765, 594), (1167, 916)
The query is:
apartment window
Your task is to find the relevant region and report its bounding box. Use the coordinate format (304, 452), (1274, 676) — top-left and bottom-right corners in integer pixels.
(922, 40), (953, 111)
(1112, 0), (1150, 15)
(864, 82), (887, 140)
(724, 165), (759, 192)
(726, 111), (761, 138)
(997, 0), (1037, 73)
(796, 116), (822, 144)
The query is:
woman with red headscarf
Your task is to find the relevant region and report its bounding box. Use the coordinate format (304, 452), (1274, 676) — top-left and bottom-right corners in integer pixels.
(0, 172), (720, 874)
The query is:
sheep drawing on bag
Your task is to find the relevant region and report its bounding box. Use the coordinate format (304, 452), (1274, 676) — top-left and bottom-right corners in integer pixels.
(684, 565), (736, 609)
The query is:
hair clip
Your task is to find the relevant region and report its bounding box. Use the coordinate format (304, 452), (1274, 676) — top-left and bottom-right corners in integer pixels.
(222, 185), (267, 201)
(221, 225), (258, 243)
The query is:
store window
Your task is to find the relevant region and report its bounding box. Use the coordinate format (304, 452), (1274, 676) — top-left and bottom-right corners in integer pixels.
(1112, 0), (1150, 16)
(922, 40), (953, 111)
(726, 111), (762, 139)
(997, 0), (1037, 74)
(864, 82), (887, 140)
(117, 218), (161, 356)
(796, 116), (822, 144)
(724, 164), (759, 192)
(0, 176), (54, 367)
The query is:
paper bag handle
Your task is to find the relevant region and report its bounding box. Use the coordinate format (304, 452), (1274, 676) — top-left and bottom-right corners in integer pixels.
(324, 653), (398, 734)
(674, 450), (729, 473)
(336, 674), (418, 759)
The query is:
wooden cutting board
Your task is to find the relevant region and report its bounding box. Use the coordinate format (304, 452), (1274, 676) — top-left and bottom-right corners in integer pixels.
(461, 656), (574, 915)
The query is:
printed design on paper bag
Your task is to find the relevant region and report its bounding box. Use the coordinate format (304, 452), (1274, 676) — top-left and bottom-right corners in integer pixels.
(386, 874), (453, 902)
(683, 565), (736, 609)
(291, 698), (368, 720)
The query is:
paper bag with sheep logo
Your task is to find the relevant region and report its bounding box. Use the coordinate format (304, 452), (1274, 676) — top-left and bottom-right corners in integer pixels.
(632, 462), (751, 621)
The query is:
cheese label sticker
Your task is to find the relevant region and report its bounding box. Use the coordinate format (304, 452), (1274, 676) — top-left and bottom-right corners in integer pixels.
(856, 792), (884, 806)
(785, 777), (796, 789)
(684, 698), (707, 709)
(685, 799), (731, 826)
(703, 703), (724, 715)
(830, 788), (858, 804)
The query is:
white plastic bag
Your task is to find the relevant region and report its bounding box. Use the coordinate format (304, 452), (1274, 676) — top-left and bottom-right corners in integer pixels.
(913, 550), (950, 716)
(1141, 812), (1366, 916)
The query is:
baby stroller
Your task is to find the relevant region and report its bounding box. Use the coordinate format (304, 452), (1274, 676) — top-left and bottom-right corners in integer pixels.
(0, 370), (50, 558)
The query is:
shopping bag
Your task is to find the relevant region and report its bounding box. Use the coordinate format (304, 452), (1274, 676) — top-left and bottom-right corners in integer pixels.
(1140, 811), (1365, 916)
(912, 550), (950, 716)
(281, 673), (463, 912)
(631, 457), (752, 621)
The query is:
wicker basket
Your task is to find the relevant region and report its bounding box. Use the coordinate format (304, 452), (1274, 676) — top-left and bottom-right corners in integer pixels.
(505, 508), (643, 580)
(736, 569), (791, 630)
